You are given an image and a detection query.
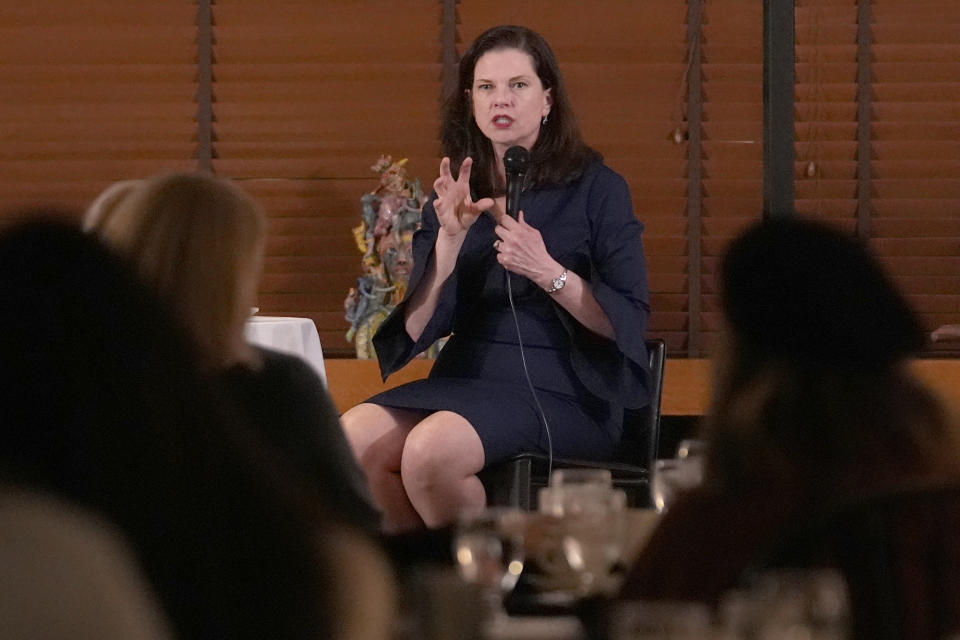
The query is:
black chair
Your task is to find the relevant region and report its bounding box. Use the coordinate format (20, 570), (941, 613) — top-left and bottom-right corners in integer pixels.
(479, 338), (667, 510)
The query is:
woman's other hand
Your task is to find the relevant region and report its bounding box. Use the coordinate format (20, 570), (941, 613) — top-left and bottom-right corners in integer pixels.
(494, 211), (562, 290)
(432, 157), (494, 237)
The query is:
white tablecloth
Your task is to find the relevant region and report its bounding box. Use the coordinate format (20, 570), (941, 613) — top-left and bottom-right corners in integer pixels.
(243, 316), (327, 385)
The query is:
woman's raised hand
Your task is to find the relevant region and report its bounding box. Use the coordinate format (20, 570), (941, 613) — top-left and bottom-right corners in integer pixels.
(432, 157), (495, 237)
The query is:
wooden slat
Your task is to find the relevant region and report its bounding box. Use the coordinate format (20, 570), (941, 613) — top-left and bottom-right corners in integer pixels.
(698, 1), (764, 354)
(0, 1), (198, 215)
(211, 1), (442, 352)
(871, 0), (960, 336)
(2, 2), (955, 361)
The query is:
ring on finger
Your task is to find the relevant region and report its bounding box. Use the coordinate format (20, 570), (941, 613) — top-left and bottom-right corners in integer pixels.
(494, 239), (502, 251)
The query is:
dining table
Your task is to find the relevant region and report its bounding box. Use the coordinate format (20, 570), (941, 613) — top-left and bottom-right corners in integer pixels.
(243, 315), (327, 385)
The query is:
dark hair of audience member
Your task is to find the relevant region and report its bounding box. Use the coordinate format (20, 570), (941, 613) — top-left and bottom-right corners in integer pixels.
(705, 215), (955, 497)
(0, 216), (334, 640)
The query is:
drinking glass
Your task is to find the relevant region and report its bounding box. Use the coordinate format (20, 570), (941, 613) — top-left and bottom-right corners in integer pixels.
(550, 468), (613, 489)
(537, 484), (627, 596)
(651, 459), (684, 513)
(651, 442), (705, 513)
(452, 508), (525, 626)
(676, 438), (707, 461)
(719, 568), (849, 640)
(549, 468), (614, 513)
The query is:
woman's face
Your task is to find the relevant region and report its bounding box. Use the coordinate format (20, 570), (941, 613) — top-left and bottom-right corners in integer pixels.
(471, 47), (552, 160)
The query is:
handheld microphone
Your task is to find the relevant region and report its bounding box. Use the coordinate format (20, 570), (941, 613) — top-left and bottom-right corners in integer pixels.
(504, 145), (531, 220)
(501, 145), (554, 480)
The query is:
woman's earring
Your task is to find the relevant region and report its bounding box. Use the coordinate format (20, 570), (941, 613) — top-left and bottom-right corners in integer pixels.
(541, 114), (549, 126)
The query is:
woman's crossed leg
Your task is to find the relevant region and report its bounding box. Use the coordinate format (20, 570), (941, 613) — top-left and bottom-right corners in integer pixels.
(342, 404), (486, 532)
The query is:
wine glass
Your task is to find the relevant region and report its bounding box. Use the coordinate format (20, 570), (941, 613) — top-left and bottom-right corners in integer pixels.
(452, 507), (525, 627)
(550, 467), (613, 489)
(537, 484), (627, 596)
(719, 568), (849, 640)
(651, 441), (706, 513)
(560, 488), (627, 595)
(677, 438), (707, 460)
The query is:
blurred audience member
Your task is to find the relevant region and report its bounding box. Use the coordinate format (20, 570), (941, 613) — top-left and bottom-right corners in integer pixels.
(0, 219), (394, 640)
(83, 178), (143, 233)
(620, 217), (960, 631)
(0, 490), (173, 640)
(98, 171), (381, 530)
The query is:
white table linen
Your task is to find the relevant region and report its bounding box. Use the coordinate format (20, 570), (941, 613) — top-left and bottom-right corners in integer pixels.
(243, 316), (327, 385)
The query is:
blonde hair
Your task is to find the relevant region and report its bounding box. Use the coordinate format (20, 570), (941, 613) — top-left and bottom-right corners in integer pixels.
(83, 180), (144, 234)
(100, 172), (266, 370)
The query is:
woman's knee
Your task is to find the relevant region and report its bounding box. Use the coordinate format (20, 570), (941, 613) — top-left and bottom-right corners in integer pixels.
(400, 412), (484, 487)
(340, 404), (378, 452)
(340, 404), (404, 471)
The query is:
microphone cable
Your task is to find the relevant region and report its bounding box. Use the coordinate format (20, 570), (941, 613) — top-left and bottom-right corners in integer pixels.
(505, 272), (554, 482)
(502, 145), (555, 483)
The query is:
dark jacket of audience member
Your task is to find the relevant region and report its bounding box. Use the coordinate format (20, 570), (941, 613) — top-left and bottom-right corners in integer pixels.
(620, 216), (960, 639)
(216, 346), (383, 529)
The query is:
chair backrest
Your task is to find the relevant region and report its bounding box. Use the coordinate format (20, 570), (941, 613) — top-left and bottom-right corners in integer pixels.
(614, 338), (667, 469)
(479, 338), (668, 510)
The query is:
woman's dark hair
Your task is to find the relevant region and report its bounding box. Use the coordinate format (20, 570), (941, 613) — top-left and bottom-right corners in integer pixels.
(0, 217), (332, 639)
(440, 24), (600, 196)
(703, 216), (949, 495)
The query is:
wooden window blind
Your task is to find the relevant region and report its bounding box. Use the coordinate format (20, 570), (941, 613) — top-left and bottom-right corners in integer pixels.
(794, 0), (960, 353)
(0, 2), (197, 219)
(0, 2), (955, 359)
(457, 1), (693, 353)
(794, 0), (859, 233)
(699, 1), (765, 353)
(869, 0), (960, 352)
(210, 0), (442, 355)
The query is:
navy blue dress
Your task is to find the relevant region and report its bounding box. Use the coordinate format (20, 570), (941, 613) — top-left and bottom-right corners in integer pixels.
(369, 161), (651, 467)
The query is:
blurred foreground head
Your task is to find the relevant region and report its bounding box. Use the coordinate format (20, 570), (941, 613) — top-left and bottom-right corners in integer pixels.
(708, 216), (950, 493)
(0, 217), (199, 446)
(0, 217), (330, 639)
(99, 171), (266, 369)
(720, 216), (925, 371)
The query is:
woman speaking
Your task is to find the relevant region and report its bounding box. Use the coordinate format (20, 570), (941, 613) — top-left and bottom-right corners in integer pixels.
(342, 25), (651, 532)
